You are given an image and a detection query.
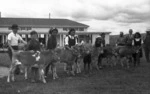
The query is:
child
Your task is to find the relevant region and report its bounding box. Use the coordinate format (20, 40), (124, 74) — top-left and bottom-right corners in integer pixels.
(45, 28), (58, 77)
(26, 30), (41, 82)
(132, 32), (143, 66)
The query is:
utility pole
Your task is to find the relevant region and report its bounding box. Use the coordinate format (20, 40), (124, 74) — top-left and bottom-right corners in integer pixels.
(49, 13), (51, 19)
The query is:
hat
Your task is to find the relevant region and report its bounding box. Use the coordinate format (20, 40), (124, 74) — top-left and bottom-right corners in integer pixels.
(11, 24), (19, 29)
(49, 28), (58, 34)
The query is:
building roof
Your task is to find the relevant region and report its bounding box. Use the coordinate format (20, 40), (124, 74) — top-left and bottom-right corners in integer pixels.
(0, 18), (89, 28)
(59, 31), (111, 35)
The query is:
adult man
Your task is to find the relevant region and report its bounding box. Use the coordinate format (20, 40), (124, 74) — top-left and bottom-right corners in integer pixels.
(143, 29), (150, 63)
(126, 29), (134, 46)
(7, 24), (27, 60)
(45, 28), (58, 77)
(65, 28), (78, 48)
(116, 32), (127, 46)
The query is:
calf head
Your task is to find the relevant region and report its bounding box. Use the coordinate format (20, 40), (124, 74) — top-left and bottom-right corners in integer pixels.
(51, 51), (60, 62)
(32, 51), (41, 61)
(13, 59), (24, 74)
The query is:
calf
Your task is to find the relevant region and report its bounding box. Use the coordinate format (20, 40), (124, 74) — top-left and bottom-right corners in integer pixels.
(54, 47), (80, 75)
(7, 46), (59, 83)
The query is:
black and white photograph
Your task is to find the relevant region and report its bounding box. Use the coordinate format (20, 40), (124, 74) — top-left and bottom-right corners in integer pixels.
(0, 0), (150, 94)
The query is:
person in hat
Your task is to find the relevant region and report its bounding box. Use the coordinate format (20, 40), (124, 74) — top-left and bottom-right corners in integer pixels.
(7, 24), (27, 75)
(132, 32), (143, 66)
(64, 28), (78, 48)
(45, 28), (58, 77)
(143, 29), (150, 63)
(25, 30), (41, 82)
(7, 24), (27, 60)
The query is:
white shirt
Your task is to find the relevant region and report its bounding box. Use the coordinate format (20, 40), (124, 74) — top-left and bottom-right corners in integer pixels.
(65, 35), (78, 45)
(7, 32), (23, 46)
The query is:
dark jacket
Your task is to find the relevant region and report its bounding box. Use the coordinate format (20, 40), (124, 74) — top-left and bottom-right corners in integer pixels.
(95, 37), (105, 47)
(47, 35), (57, 50)
(144, 35), (150, 46)
(26, 39), (41, 51)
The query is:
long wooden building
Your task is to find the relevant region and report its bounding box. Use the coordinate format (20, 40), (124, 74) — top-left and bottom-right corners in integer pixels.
(0, 17), (111, 47)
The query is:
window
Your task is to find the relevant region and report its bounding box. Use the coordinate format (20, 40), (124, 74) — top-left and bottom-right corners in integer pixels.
(21, 27), (26, 30)
(79, 28), (84, 31)
(63, 28), (68, 31)
(40, 34), (44, 38)
(20, 27), (32, 30)
(22, 34), (26, 38)
(27, 27), (31, 30)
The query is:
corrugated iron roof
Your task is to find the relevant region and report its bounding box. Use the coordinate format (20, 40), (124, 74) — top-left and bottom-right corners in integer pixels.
(0, 18), (89, 28)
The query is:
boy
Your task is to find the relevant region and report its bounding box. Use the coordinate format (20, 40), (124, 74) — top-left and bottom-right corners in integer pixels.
(26, 30), (41, 82)
(45, 28), (58, 77)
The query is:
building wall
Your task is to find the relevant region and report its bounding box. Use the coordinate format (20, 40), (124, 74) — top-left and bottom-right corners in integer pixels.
(91, 34), (110, 45)
(0, 27), (110, 47)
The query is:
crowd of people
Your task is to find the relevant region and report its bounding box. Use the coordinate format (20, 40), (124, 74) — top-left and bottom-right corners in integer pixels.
(115, 29), (150, 64)
(7, 23), (150, 82)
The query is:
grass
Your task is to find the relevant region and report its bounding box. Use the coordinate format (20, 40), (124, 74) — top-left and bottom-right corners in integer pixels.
(0, 52), (11, 67)
(0, 52), (150, 94)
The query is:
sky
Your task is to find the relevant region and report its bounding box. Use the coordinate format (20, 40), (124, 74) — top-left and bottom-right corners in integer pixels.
(0, 0), (150, 35)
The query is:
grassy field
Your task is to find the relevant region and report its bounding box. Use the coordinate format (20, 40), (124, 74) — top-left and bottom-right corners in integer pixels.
(0, 52), (150, 94)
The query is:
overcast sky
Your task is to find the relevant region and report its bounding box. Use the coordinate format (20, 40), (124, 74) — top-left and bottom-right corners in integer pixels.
(0, 0), (150, 34)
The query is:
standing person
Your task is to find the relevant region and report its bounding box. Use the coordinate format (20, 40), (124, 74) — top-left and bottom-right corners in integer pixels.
(126, 29), (134, 46)
(116, 32), (127, 46)
(25, 30), (41, 82)
(64, 28), (78, 48)
(7, 24), (27, 60)
(64, 28), (78, 71)
(45, 28), (58, 77)
(132, 32), (143, 66)
(95, 33), (106, 69)
(7, 24), (27, 75)
(143, 29), (150, 63)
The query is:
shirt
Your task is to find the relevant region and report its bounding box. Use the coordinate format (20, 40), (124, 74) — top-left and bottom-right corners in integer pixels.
(126, 34), (134, 44)
(26, 39), (41, 51)
(116, 36), (127, 45)
(7, 32), (23, 46)
(47, 35), (57, 50)
(65, 35), (78, 45)
(132, 38), (143, 46)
